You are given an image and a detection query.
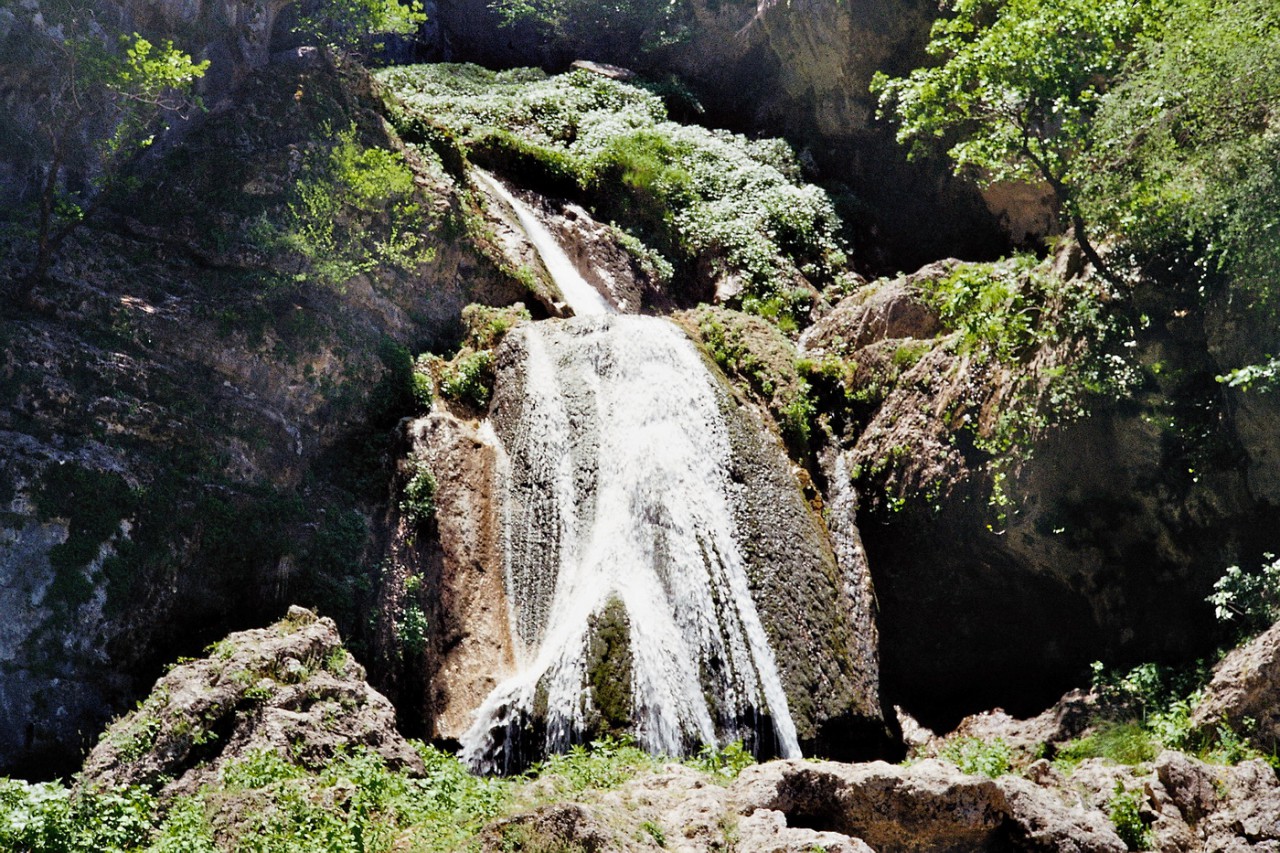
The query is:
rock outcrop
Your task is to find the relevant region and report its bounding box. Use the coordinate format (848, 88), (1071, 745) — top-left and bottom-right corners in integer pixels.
(1191, 620), (1280, 752)
(0, 52), (529, 775)
(80, 607), (424, 796)
(733, 759), (1126, 852)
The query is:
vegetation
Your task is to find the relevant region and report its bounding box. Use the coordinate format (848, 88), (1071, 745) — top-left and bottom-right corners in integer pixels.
(292, 0), (428, 54)
(488, 0), (690, 56)
(399, 456), (437, 526)
(254, 125), (434, 290)
(1079, 0), (1280, 300)
(1207, 554), (1280, 638)
(0, 10), (208, 294)
(377, 64), (848, 328)
(875, 0), (1280, 374)
(1107, 781), (1152, 851)
(691, 306), (816, 449)
(0, 737), (756, 851)
(936, 736), (1013, 778)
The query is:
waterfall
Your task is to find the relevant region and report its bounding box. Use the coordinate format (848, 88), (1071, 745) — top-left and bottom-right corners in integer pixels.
(472, 169), (614, 317)
(460, 169), (801, 771)
(462, 315), (802, 772)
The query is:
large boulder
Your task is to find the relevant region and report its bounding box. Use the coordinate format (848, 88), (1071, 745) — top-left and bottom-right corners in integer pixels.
(731, 758), (1127, 852)
(79, 607), (425, 796)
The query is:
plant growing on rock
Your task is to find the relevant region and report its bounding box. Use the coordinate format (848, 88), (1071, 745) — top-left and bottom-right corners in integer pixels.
(400, 457), (437, 526)
(258, 125), (435, 290)
(377, 64), (849, 329)
(1207, 555), (1280, 637)
(1107, 781), (1152, 851)
(937, 736), (1013, 778)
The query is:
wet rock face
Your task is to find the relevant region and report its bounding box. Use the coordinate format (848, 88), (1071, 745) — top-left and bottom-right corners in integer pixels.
(398, 412), (517, 743)
(434, 316), (888, 765)
(79, 607), (424, 796)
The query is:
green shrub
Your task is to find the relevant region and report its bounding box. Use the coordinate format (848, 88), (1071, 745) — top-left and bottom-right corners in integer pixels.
(440, 350), (495, 409)
(461, 302), (531, 350)
(937, 736), (1012, 778)
(685, 740), (755, 781)
(1107, 782), (1152, 851)
(397, 601), (429, 657)
(1207, 555), (1280, 636)
(258, 125), (434, 290)
(400, 458), (437, 525)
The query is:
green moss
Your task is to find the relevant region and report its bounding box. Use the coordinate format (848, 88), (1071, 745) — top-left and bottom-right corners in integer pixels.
(586, 597), (634, 738)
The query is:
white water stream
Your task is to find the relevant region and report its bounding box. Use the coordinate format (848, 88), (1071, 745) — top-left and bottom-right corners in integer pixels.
(462, 171), (800, 771)
(472, 169), (614, 316)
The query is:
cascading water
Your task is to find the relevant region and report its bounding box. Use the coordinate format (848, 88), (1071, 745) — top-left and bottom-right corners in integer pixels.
(461, 172), (802, 772)
(472, 169), (614, 317)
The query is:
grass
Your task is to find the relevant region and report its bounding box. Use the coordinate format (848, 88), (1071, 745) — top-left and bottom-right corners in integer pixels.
(0, 737), (756, 852)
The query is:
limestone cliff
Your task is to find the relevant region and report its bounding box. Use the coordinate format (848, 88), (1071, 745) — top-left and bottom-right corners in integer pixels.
(0, 51), (529, 776)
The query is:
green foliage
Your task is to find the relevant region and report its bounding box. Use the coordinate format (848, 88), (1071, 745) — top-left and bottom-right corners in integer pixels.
(1107, 782), (1152, 851)
(461, 302), (531, 350)
(488, 0), (690, 55)
(1056, 722), (1158, 768)
(376, 64), (848, 329)
(2, 10), (208, 286)
(1207, 555), (1280, 636)
(293, 0), (428, 53)
(399, 457), (437, 526)
(0, 779), (157, 853)
(528, 737), (658, 794)
(0, 738), (776, 851)
(439, 350), (496, 409)
(913, 258), (1137, 521)
(396, 601), (429, 657)
(260, 126), (434, 290)
(685, 741), (756, 781)
(937, 737), (1013, 778)
(872, 0), (1150, 193)
(1080, 0), (1280, 298)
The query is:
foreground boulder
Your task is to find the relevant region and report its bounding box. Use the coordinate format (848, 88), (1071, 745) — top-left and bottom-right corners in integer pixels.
(732, 759), (1126, 853)
(80, 607), (424, 795)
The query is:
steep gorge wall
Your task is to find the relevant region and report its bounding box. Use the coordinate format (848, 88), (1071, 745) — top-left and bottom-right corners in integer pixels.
(0, 53), (530, 776)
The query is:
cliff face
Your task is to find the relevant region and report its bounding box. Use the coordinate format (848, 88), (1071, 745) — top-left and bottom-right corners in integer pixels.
(429, 0), (1048, 270)
(0, 52), (529, 776)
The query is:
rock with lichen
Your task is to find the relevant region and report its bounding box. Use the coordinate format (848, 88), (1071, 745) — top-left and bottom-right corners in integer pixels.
(79, 606), (424, 796)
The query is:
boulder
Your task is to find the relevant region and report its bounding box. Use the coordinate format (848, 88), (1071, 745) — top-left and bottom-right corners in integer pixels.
(79, 607), (424, 795)
(1191, 620), (1280, 752)
(732, 758), (1126, 852)
(800, 275), (943, 358)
